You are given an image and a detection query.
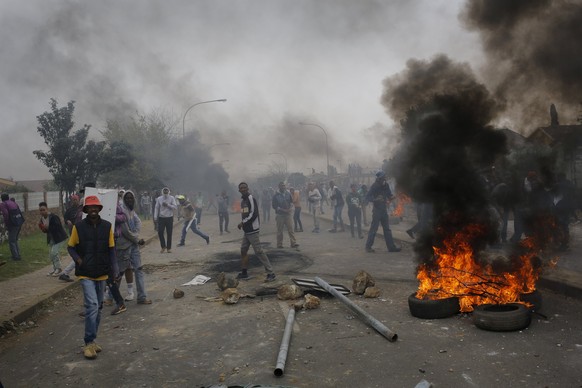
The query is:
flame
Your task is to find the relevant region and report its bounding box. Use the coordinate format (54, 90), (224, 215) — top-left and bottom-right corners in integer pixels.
(391, 192), (412, 217)
(415, 222), (545, 312)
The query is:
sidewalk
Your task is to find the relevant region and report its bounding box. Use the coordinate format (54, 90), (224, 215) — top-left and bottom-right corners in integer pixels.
(1, 209), (581, 328)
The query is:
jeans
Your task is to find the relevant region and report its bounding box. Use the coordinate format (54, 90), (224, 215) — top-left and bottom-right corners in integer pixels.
(366, 211), (397, 250)
(80, 278), (105, 344)
(293, 207), (303, 231)
(157, 216), (174, 249)
(218, 211), (229, 233)
(8, 226), (21, 259)
(348, 207), (362, 237)
(332, 204), (345, 230)
(130, 245), (147, 301)
(180, 219), (208, 244)
(49, 239), (66, 270)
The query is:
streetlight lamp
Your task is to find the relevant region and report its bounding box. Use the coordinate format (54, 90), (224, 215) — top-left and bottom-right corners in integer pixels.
(182, 99), (227, 138)
(299, 122), (329, 177)
(268, 152), (288, 174)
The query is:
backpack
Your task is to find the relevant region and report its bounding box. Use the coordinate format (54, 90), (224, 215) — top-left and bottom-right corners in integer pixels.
(9, 207), (25, 227)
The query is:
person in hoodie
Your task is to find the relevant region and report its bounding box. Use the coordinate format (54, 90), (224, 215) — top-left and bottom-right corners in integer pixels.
(154, 187), (177, 253)
(118, 190), (151, 306)
(236, 182), (276, 282)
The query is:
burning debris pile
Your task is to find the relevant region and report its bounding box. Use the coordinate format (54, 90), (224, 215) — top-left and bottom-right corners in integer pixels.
(382, 54), (563, 313)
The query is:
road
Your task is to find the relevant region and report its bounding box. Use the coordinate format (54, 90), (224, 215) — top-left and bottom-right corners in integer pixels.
(1, 212), (582, 387)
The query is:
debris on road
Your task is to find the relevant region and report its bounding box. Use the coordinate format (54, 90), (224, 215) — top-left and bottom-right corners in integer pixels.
(172, 288), (185, 299)
(216, 272), (239, 290)
(352, 270), (375, 295)
(181, 274), (211, 286)
(277, 284), (304, 300)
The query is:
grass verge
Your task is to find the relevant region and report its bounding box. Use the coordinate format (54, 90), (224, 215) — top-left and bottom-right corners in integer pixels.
(0, 232), (69, 281)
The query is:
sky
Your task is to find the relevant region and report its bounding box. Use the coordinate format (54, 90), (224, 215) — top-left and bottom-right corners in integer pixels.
(1, 0), (578, 183)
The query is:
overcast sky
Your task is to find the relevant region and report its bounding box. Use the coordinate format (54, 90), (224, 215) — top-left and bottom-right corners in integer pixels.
(0, 0), (485, 181)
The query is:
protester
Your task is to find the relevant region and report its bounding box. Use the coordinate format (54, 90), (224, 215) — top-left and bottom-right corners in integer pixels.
(154, 187), (177, 253)
(272, 181), (299, 248)
(176, 195), (210, 246)
(38, 202), (68, 276)
(307, 182), (322, 233)
(345, 184), (364, 239)
(0, 193), (23, 261)
(60, 193), (85, 282)
(290, 187), (303, 232)
(193, 192), (205, 225)
(217, 191), (230, 235)
(328, 180), (345, 233)
(67, 195), (119, 359)
(117, 191), (151, 307)
(237, 182), (276, 282)
(140, 192), (151, 220)
(365, 171), (401, 253)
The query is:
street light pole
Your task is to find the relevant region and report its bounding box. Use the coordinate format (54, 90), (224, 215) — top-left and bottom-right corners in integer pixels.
(299, 122), (329, 177)
(182, 99), (227, 138)
(269, 152), (288, 174)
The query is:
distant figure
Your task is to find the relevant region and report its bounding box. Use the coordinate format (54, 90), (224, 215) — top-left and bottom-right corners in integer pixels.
(217, 191), (230, 235)
(236, 182), (276, 282)
(140, 192), (151, 220)
(290, 187), (303, 232)
(0, 193), (24, 261)
(272, 181), (298, 248)
(307, 182), (322, 233)
(193, 192), (205, 225)
(154, 187), (177, 253)
(327, 180), (345, 233)
(346, 183), (364, 239)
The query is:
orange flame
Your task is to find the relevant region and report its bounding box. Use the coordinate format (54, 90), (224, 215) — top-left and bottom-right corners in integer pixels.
(415, 223), (544, 312)
(391, 192), (412, 217)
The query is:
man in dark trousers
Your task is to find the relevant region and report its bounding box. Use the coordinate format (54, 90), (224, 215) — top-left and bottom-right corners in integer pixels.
(237, 182), (276, 282)
(0, 193), (24, 261)
(38, 202), (69, 276)
(365, 171), (401, 253)
(67, 195), (119, 359)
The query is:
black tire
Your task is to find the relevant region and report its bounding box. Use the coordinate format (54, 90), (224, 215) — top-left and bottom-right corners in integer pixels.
(473, 303), (531, 331)
(408, 293), (460, 319)
(520, 290), (542, 312)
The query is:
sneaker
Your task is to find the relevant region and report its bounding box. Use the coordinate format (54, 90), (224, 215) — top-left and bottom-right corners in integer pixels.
(291, 243), (300, 248)
(111, 304), (127, 315)
(47, 269), (56, 276)
(177, 243), (185, 247)
(59, 273), (74, 282)
(137, 299), (152, 305)
(265, 273), (277, 282)
(83, 344), (97, 359)
(103, 298), (114, 306)
(160, 248), (166, 253)
(52, 268), (63, 277)
(365, 247), (375, 253)
(125, 293), (135, 301)
(166, 249), (172, 253)
(388, 247), (402, 252)
(236, 272), (249, 280)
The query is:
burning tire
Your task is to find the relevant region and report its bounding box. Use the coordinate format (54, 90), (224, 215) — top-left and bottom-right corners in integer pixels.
(473, 303), (531, 332)
(408, 293), (460, 319)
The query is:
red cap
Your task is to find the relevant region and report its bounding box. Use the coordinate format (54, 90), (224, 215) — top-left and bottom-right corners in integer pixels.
(83, 195), (103, 213)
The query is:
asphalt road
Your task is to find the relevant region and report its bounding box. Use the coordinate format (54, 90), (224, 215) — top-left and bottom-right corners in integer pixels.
(1, 213), (582, 387)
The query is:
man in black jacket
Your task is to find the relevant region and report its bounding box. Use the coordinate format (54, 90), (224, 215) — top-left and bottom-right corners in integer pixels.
(365, 171), (401, 253)
(237, 182), (276, 282)
(67, 195), (119, 360)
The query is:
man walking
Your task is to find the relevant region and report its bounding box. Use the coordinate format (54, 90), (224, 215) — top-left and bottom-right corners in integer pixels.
(365, 171), (401, 253)
(176, 195), (210, 246)
(67, 195), (118, 359)
(154, 187), (177, 253)
(0, 193), (24, 261)
(272, 181), (299, 248)
(290, 187), (303, 232)
(237, 182), (276, 282)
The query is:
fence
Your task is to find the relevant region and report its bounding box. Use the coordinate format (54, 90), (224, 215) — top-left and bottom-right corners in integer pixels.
(5, 191), (61, 212)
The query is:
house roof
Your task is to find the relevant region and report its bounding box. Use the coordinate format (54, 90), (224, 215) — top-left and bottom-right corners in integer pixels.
(528, 125), (582, 146)
(0, 178), (16, 188)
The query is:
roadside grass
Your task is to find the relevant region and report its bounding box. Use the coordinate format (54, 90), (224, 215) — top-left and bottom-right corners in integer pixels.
(0, 232), (68, 281)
